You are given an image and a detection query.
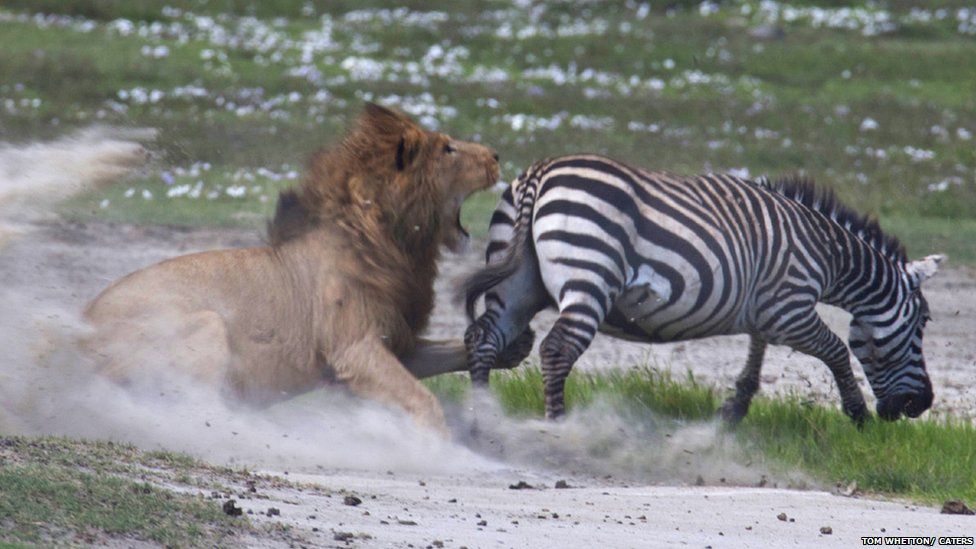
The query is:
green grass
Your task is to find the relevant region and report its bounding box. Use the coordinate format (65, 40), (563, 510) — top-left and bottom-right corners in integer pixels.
(0, 0), (972, 247)
(427, 367), (976, 504)
(881, 215), (976, 264)
(0, 437), (247, 546)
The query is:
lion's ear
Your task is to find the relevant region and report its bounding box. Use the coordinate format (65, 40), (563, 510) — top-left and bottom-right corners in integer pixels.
(363, 102), (403, 126)
(395, 127), (424, 171)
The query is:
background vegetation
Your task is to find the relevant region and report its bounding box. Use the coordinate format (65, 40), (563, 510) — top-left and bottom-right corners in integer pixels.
(1, 0), (974, 260)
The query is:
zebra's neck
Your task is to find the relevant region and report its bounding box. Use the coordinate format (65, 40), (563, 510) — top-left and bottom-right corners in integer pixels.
(821, 228), (908, 319)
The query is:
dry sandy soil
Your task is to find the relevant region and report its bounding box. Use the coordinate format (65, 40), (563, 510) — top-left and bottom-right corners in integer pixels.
(2, 220), (975, 547)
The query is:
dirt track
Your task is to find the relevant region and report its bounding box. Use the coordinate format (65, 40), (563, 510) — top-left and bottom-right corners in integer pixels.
(3, 220), (975, 547)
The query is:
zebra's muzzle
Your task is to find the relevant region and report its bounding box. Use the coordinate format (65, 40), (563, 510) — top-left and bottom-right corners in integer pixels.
(904, 378), (934, 418)
(876, 386), (932, 421)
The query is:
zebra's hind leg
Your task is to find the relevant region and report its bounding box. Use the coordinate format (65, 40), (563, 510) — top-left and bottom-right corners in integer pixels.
(720, 334), (767, 425)
(771, 312), (869, 427)
(466, 251), (549, 387)
(540, 307), (601, 420)
(464, 321), (536, 386)
(465, 314), (504, 387)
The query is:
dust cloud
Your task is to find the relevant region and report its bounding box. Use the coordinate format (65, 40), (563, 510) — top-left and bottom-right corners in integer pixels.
(0, 126), (154, 215)
(452, 392), (811, 489)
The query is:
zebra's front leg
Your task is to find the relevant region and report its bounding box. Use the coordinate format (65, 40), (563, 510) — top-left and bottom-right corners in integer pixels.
(774, 312), (869, 426)
(720, 334), (767, 425)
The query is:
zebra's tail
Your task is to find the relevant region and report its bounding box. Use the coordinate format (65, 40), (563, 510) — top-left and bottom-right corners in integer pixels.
(459, 178), (536, 322)
(460, 233), (530, 322)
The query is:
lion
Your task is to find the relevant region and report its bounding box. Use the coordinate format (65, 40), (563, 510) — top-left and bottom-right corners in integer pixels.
(83, 103), (510, 434)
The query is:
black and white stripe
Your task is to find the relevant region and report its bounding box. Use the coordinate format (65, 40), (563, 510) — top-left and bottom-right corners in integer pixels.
(462, 154), (943, 424)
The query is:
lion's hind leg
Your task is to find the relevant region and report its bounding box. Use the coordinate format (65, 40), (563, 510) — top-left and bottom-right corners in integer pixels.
(89, 309), (232, 393)
(331, 335), (448, 437)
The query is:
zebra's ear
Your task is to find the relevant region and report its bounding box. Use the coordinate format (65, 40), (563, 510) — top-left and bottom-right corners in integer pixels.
(906, 254), (946, 285)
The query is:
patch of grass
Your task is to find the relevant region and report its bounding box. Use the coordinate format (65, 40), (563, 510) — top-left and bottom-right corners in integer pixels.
(0, 437), (247, 546)
(744, 397), (976, 504)
(427, 367), (976, 504)
(881, 215), (976, 265)
(59, 172), (287, 228)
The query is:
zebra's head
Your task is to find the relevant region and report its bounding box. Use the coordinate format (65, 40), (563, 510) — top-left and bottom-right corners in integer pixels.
(848, 254), (945, 421)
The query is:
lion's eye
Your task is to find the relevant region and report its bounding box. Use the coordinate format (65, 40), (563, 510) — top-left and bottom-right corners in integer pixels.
(444, 144), (456, 154)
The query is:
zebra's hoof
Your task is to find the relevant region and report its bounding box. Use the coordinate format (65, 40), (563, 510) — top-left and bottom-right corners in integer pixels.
(469, 364), (492, 387)
(544, 408), (566, 422)
(719, 398), (748, 426)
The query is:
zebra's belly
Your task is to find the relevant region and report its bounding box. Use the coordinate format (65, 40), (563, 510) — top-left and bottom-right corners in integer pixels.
(600, 283), (746, 343)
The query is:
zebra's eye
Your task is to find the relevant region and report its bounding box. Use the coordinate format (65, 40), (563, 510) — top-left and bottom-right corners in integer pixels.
(444, 143), (456, 154)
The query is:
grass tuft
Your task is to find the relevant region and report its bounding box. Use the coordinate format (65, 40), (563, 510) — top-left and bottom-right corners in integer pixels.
(0, 437), (247, 546)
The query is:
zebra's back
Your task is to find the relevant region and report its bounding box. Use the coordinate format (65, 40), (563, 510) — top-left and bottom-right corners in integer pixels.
(513, 154), (822, 342)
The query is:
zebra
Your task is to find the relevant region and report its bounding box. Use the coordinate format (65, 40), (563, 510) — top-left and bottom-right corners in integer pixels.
(461, 154), (944, 425)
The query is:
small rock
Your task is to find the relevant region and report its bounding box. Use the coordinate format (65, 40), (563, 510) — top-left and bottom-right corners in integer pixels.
(820, 526), (833, 535)
(266, 507), (280, 517)
(343, 495), (362, 507)
(432, 541), (444, 548)
(695, 475), (705, 486)
(476, 519), (488, 526)
(776, 512), (787, 522)
(509, 481), (534, 490)
(222, 500), (243, 517)
(334, 531), (354, 542)
(941, 500), (975, 515)
(398, 519), (418, 526)
(555, 480), (570, 489)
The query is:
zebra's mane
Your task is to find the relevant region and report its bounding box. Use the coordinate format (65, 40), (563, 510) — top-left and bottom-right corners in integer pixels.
(756, 174), (907, 264)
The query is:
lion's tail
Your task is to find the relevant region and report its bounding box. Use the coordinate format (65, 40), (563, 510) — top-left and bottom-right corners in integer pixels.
(459, 170), (539, 323)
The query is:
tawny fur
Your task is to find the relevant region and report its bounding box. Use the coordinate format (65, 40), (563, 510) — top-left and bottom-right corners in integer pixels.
(84, 104), (499, 434)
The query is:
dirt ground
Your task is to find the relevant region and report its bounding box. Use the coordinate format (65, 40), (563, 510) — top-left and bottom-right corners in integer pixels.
(3, 220), (975, 547)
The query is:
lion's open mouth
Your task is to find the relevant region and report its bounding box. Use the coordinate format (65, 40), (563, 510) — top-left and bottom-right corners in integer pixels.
(456, 208), (468, 239)
(445, 195), (471, 254)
